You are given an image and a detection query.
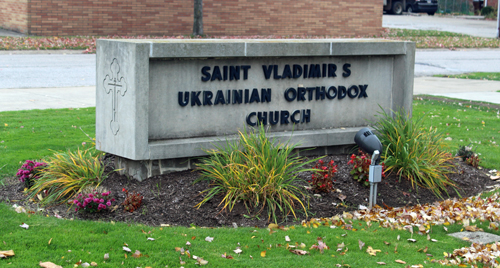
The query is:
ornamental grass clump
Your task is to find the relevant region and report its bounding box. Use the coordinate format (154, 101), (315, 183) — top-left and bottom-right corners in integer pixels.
(16, 160), (47, 189)
(28, 148), (109, 205)
(195, 125), (318, 223)
(373, 107), (456, 198)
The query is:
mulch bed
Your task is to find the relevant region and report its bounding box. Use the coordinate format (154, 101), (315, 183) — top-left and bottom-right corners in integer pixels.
(1, 154), (498, 228)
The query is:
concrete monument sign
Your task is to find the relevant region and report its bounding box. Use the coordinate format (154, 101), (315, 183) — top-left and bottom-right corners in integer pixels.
(96, 39), (415, 181)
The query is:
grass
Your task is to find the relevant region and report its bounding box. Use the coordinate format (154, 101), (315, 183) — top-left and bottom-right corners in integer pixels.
(1, 28), (499, 53)
(28, 148), (108, 206)
(0, 108), (96, 180)
(374, 108), (456, 198)
(1, 104), (500, 266)
(413, 97), (500, 170)
(436, 72), (500, 81)
(0, 202), (481, 267)
(195, 125), (318, 223)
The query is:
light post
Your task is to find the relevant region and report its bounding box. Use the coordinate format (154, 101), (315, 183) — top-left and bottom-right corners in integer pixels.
(354, 128), (383, 208)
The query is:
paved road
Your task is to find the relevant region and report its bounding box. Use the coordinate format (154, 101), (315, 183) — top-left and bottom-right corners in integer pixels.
(383, 14), (498, 38)
(0, 51), (95, 89)
(2, 49), (500, 89)
(415, 49), (500, 76)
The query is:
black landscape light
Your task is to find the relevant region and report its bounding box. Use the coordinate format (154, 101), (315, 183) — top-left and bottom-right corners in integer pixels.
(354, 128), (383, 208)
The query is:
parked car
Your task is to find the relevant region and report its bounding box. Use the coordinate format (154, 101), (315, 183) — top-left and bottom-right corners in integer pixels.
(384, 0), (438, 16)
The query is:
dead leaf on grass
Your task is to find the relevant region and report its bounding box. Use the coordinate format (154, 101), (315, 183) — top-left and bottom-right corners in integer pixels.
(290, 249), (309, 255)
(132, 250), (142, 258)
(366, 246), (381, 256)
(39, 261), (62, 268)
(395, 260), (406, 264)
(358, 240), (365, 250)
(0, 250), (14, 258)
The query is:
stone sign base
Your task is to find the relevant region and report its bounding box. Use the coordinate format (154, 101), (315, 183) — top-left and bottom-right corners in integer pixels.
(115, 144), (355, 181)
(97, 39), (415, 182)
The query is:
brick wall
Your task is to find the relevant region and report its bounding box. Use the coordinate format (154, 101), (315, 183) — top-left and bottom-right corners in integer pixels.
(0, 0), (28, 34)
(3, 0), (383, 37)
(486, 0), (498, 8)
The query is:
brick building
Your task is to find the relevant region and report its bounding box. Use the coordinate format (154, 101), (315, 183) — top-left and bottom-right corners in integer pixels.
(0, 0), (383, 37)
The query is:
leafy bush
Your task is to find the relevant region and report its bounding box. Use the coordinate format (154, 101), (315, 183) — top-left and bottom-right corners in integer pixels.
(466, 154), (481, 168)
(456, 144), (475, 161)
(195, 125), (318, 223)
(73, 190), (115, 213)
(348, 150), (386, 187)
(481, 6), (495, 17)
(309, 159), (338, 193)
(28, 148), (109, 205)
(16, 160), (47, 189)
(373, 108), (456, 198)
(122, 188), (144, 212)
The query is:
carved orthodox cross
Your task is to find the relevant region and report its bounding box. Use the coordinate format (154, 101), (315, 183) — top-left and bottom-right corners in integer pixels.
(103, 59), (127, 135)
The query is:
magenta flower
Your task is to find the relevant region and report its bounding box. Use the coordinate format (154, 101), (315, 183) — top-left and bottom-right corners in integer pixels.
(106, 201), (111, 206)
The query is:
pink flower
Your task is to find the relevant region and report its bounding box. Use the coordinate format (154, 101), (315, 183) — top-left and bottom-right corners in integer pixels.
(73, 200), (79, 204)
(93, 198), (100, 203)
(88, 193), (94, 198)
(106, 200), (111, 206)
(318, 160), (324, 164)
(100, 198), (104, 203)
(98, 204), (106, 210)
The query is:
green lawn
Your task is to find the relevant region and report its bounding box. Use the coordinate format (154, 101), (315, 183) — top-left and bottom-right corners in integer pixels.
(413, 97), (500, 170)
(0, 202), (481, 267)
(0, 108), (95, 178)
(435, 72), (500, 81)
(1, 103), (500, 266)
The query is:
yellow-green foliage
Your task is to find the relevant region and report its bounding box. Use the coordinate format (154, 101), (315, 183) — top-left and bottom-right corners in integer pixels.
(195, 125), (318, 223)
(374, 108), (456, 198)
(28, 148), (108, 205)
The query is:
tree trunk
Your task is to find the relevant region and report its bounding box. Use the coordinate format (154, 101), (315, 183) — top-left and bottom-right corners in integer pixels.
(193, 0), (203, 36)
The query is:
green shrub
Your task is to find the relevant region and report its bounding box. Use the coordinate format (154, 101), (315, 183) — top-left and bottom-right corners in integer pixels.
(481, 6), (495, 17)
(28, 148), (109, 205)
(195, 125), (318, 223)
(373, 108), (457, 198)
(456, 144), (476, 161)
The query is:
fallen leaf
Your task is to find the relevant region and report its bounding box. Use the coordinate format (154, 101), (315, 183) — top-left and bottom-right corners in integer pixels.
(90, 262), (98, 266)
(285, 235), (291, 242)
(465, 225), (483, 232)
(104, 253), (109, 260)
(261, 251), (266, 257)
(132, 250), (142, 258)
(395, 260), (406, 264)
(383, 241), (390, 245)
(0, 250), (14, 258)
(366, 246), (381, 256)
(39, 261), (63, 268)
(233, 248), (242, 254)
(268, 223), (279, 230)
(20, 223), (29, 229)
(358, 240), (365, 250)
(122, 246), (131, 252)
(407, 239), (417, 243)
(290, 249), (309, 255)
(205, 236), (214, 242)
(147, 237), (155, 241)
(196, 257), (209, 265)
(48, 238), (52, 245)
(81, 263), (90, 267)
(377, 262), (386, 265)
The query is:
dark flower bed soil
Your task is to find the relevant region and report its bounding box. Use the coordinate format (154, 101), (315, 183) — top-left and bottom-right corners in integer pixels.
(0, 154), (497, 228)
